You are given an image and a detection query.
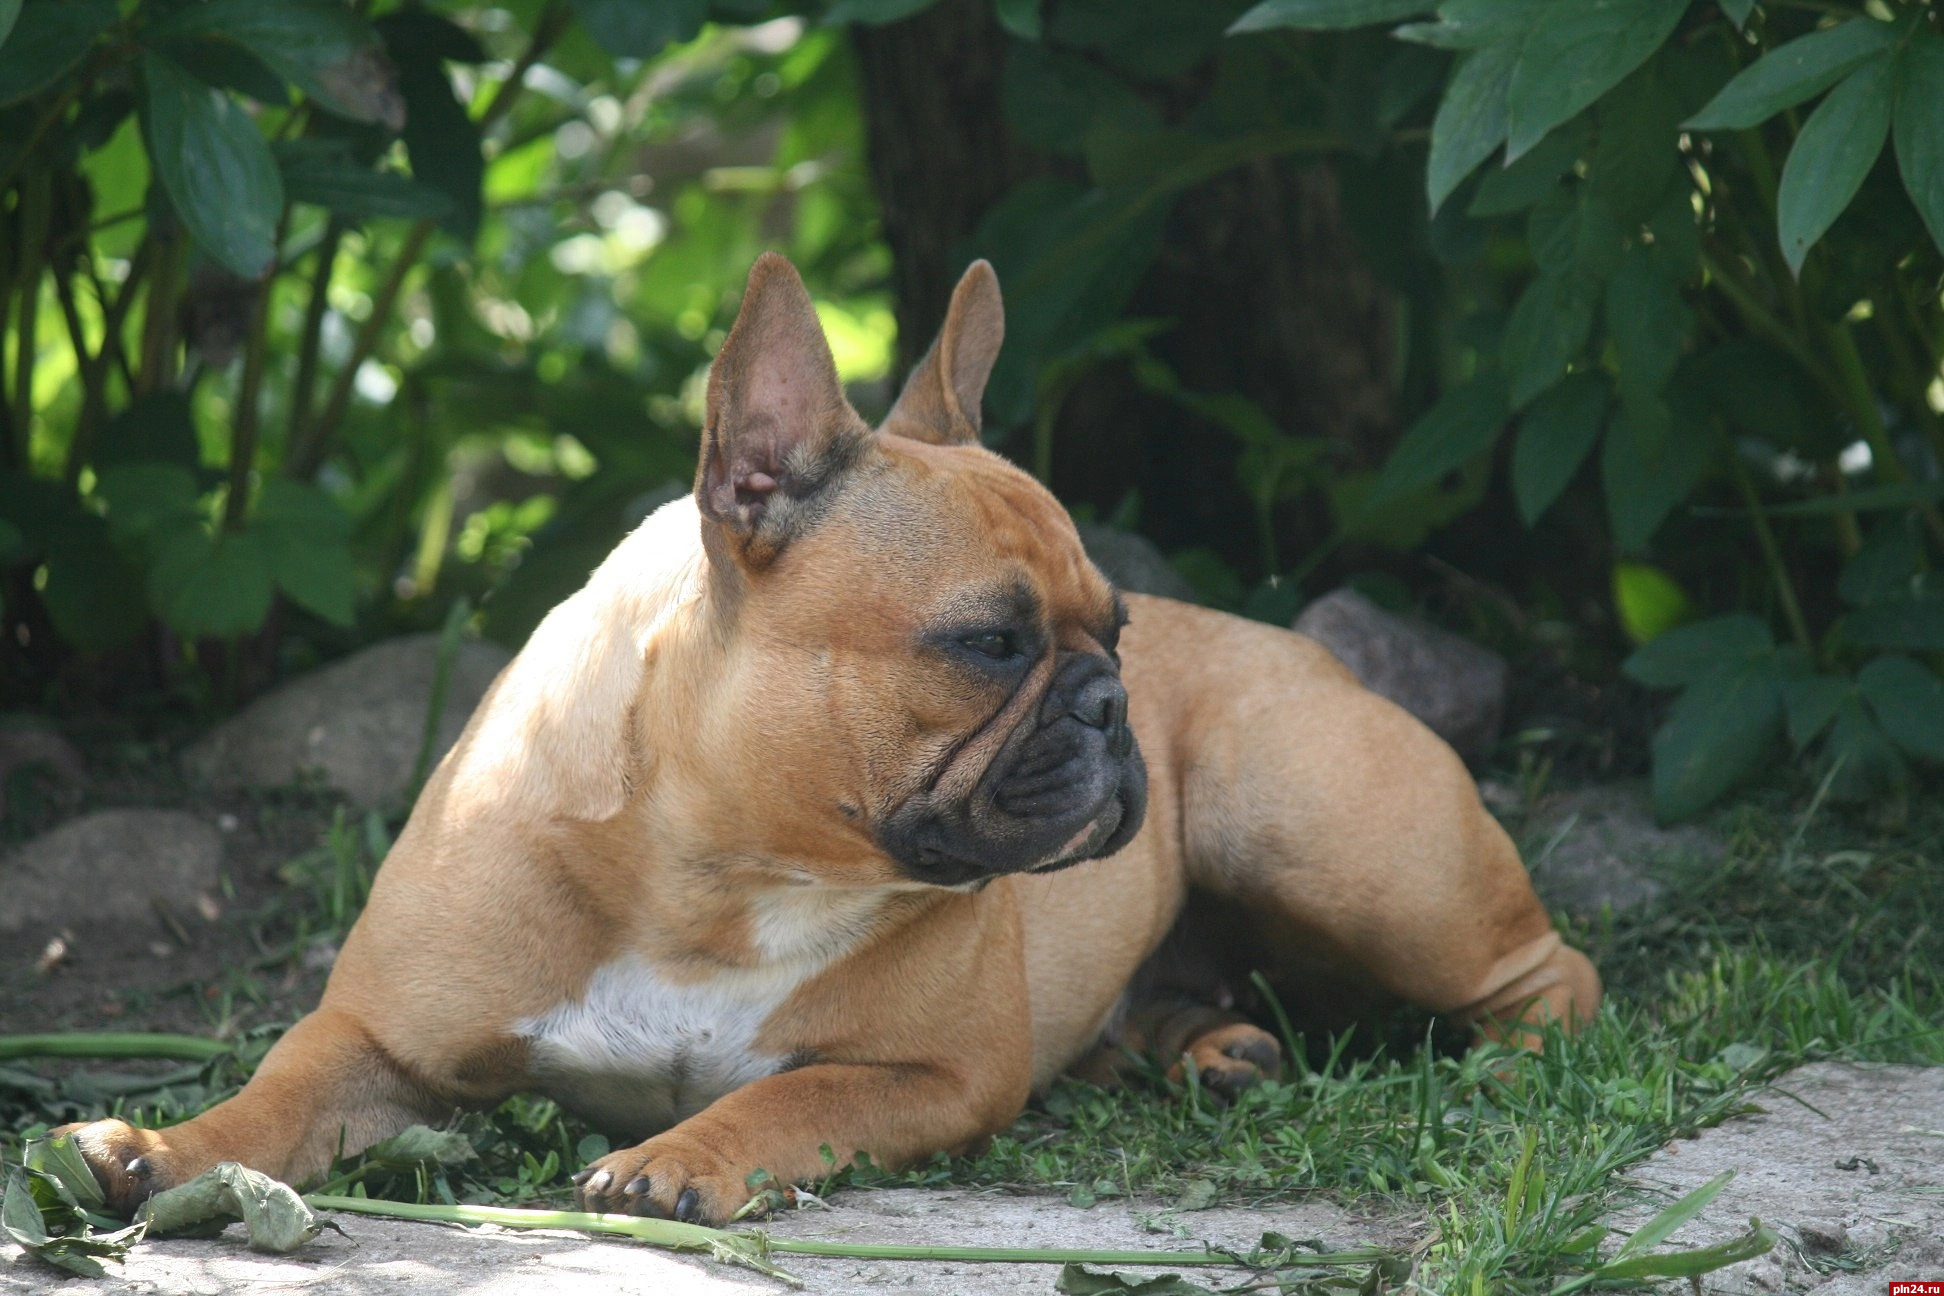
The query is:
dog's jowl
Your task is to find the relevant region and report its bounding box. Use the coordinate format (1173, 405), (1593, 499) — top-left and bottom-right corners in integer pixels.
(60, 253), (1599, 1226)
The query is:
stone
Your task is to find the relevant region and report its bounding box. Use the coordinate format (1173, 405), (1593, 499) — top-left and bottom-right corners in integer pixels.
(1076, 523), (1201, 604)
(0, 1185), (1416, 1295)
(1604, 1062), (1944, 1295)
(0, 722), (86, 820)
(0, 809), (222, 941)
(1521, 784), (1720, 916)
(181, 633), (514, 808)
(1291, 589), (1509, 762)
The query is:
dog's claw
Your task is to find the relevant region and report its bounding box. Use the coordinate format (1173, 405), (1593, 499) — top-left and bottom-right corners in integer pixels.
(586, 1169), (612, 1194)
(675, 1188), (700, 1222)
(125, 1157), (149, 1177)
(569, 1167), (593, 1186)
(624, 1176), (651, 1197)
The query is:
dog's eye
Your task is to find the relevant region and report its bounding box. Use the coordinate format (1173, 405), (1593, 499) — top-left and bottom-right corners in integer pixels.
(961, 631), (1019, 660)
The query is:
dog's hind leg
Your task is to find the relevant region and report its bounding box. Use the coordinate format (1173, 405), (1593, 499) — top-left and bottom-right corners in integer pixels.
(58, 1006), (450, 1215)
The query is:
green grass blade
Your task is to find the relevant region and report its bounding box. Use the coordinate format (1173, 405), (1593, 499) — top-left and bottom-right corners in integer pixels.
(0, 1033), (232, 1062)
(1610, 1169), (1734, 1258)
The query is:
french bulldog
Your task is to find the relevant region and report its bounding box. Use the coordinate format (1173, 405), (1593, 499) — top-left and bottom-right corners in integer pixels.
(62, 252), (1598, 1225)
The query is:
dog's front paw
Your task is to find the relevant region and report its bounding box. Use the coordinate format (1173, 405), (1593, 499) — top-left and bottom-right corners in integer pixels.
(49, 1119), (174, 1217)
(571, 1138), (758, 1226)
(1170, 1022), (1283, 1101)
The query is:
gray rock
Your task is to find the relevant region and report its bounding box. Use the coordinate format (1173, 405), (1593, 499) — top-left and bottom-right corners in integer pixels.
(1605, 1063), (1944, 1294)
(1292, 589), (1509, 761)
(1076, 523), (1201, 604)
(1522, 783), (1720, 916)
(181, 633), (513, 808)
(0, 808), (222, 940)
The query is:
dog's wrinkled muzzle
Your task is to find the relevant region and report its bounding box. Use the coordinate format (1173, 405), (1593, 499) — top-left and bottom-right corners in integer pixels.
(879, 654), (1148, 887)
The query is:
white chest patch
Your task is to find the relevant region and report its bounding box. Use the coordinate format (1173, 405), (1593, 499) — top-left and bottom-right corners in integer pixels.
(516, 888), (893, 1136)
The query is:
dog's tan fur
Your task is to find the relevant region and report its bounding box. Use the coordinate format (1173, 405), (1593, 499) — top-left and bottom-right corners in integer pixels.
(64, 254), (1597, 1224)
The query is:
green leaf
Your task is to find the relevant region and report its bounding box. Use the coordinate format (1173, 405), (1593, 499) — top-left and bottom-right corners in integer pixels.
(1056, 1264), (1217, 1295)
(1428, 40), (1517, 213)
(373, 11), (486, 63)
(1756, 480), (1944, 517)
(1470, 116), (1589, 217)
(360, 1125), (477, 1171)
(1514, 371), (1607, 523)
(146, 527), (275, 640)
(40, 515), (149, 652)
(1718, 0), (1753, 31)
(1838, 522), (1919, 605)
(1505, 0), (1686, 162)
(275, 140), (456, 223)
(0, 0), (20, 50)
(144, 0), (401, 128)
(1821, 694), (1905, 801)
(1528, 183), (1627, 280)
(143, 1162), (322, 1252)
(824, 0), (942, 24)
(0, 516), (23, 565)
(1649, 661), (1784, 820)
(1775, 54), (1894, 276)
(1589, 63), (1683, 225)
(251, 479), (355, 626)
(1858, 654), (1944, 760)
(0, 0), (116, 106)
(1606, 246), (1691, 404)
(568, 0), (707, 56)
(1686, 17), (1897, 130)
(1600, 396), (1712, 552)
(1365, 373), (1509, 507)
(1613, 560), (1692, 645)
(1228, 0), (1430, 33)
(1624, 612), (1772, 688)
(387, 42), (481, 240)
(1781, 672), (1846, 750)
(1842, 584), (1944, 650)
(1504, 274), (1598, 408)
(1596, 1219), (1777, 1279)
(94, 390), (203, 473)
(995, 0), (1041, 40)
(1893, 27), (1944, 256)
(142, 52), (284, 279)
(95, 462), (202, 549)
(1612, 1171), (1735, 1260)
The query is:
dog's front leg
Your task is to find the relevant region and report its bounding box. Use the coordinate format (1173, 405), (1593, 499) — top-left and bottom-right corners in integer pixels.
(574, 1058), (1028, 1225)
(58, 1006), (448, 1215)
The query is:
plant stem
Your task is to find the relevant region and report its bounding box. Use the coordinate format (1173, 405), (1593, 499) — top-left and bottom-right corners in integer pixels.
(10, 173), (49, 457)
(53, 270), (109, 488)
(287, 219), (345, 460)
(288, 219), (431, 479)
(480, 0), (571, 133)
(223, 280), (274, 531)
(302, 1194), (1310, 1268)
(0, 1033), (232, 1061)
(1824, 318), (1944, 549)
(1728, 453), (1813, 660)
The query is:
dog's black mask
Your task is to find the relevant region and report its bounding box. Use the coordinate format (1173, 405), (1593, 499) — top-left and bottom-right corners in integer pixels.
(878, 652), (1149, 887)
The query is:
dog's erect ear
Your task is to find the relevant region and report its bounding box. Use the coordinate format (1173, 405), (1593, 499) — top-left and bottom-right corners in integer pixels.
(698, 252), (868, 559)
(881, 260), (1004, 447)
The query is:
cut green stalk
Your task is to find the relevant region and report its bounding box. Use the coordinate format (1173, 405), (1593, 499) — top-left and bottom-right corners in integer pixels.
(0, 1034), (232, 1062)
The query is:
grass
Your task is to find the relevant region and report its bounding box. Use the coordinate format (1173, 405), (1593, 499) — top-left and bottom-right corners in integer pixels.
(3, 785), (1940, 1293)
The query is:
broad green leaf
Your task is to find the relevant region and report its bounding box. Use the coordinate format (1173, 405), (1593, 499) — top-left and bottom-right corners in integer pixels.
(164, 36), (289, 105)
(1858, 654), (1944, 760)
(1606, 246), (1691, 403)
(0, 0), (19, 50)
(996, 0), (1041, 40)
(1470, 116), (1589, 217)
(146, 527), (275, 640)
(1842, 585), (1944, 650)
(825, 0), (942, 24)
(1613, 560), (1692, 645)
(1513, 370), (1607, 524)
(1650, 662), (1784, 820)
(373, 11), (486, 63)
(390, 44), (481, 240)
(1504, 274), (1598, 408)
(1612, 1171), (1735, 1259)
(1838, 523), (1919, 605)
(1893, 28), (1944, 255)
(1686, 17), (1897, 130)
(1505, 0), (1686, 162)
(567, 0), (707, 56)
(251, 479), (355, 625)
(1776, 55), (1893, 275)
(275, 140), (456, 223)
(1718, 0), (1753, 31)
(94, 390), (203, 472)
(1528, 183), (1627, 280)
(1589, 63), (1682, 224)
(1600, 396), (1712, 552)
(1428, 40), (1517, 213)
(1596, 1220), (1776, 1278)
(1781, 672), (1847, 750)
(1228, 0), (1429, 33)
(1682, 339), (1831, 455)
(1055, 1264), (1217, 1294)
(1624, 612), (1773, 687)
(142, 52), (284, 279)
(1365, 373), (1509, 507)
(1395, 0), (1545, 51)
(144, 0), (401, 128)
(95, 462), (202, 549)
(143, 1162), (321, 1252)
(1822, 693), (1905, 800)
(0, 0), (116, 106)
(40, 515), (148, 652)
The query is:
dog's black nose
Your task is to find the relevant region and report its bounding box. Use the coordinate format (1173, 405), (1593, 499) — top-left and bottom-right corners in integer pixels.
(1043, 655), (1128, 732)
